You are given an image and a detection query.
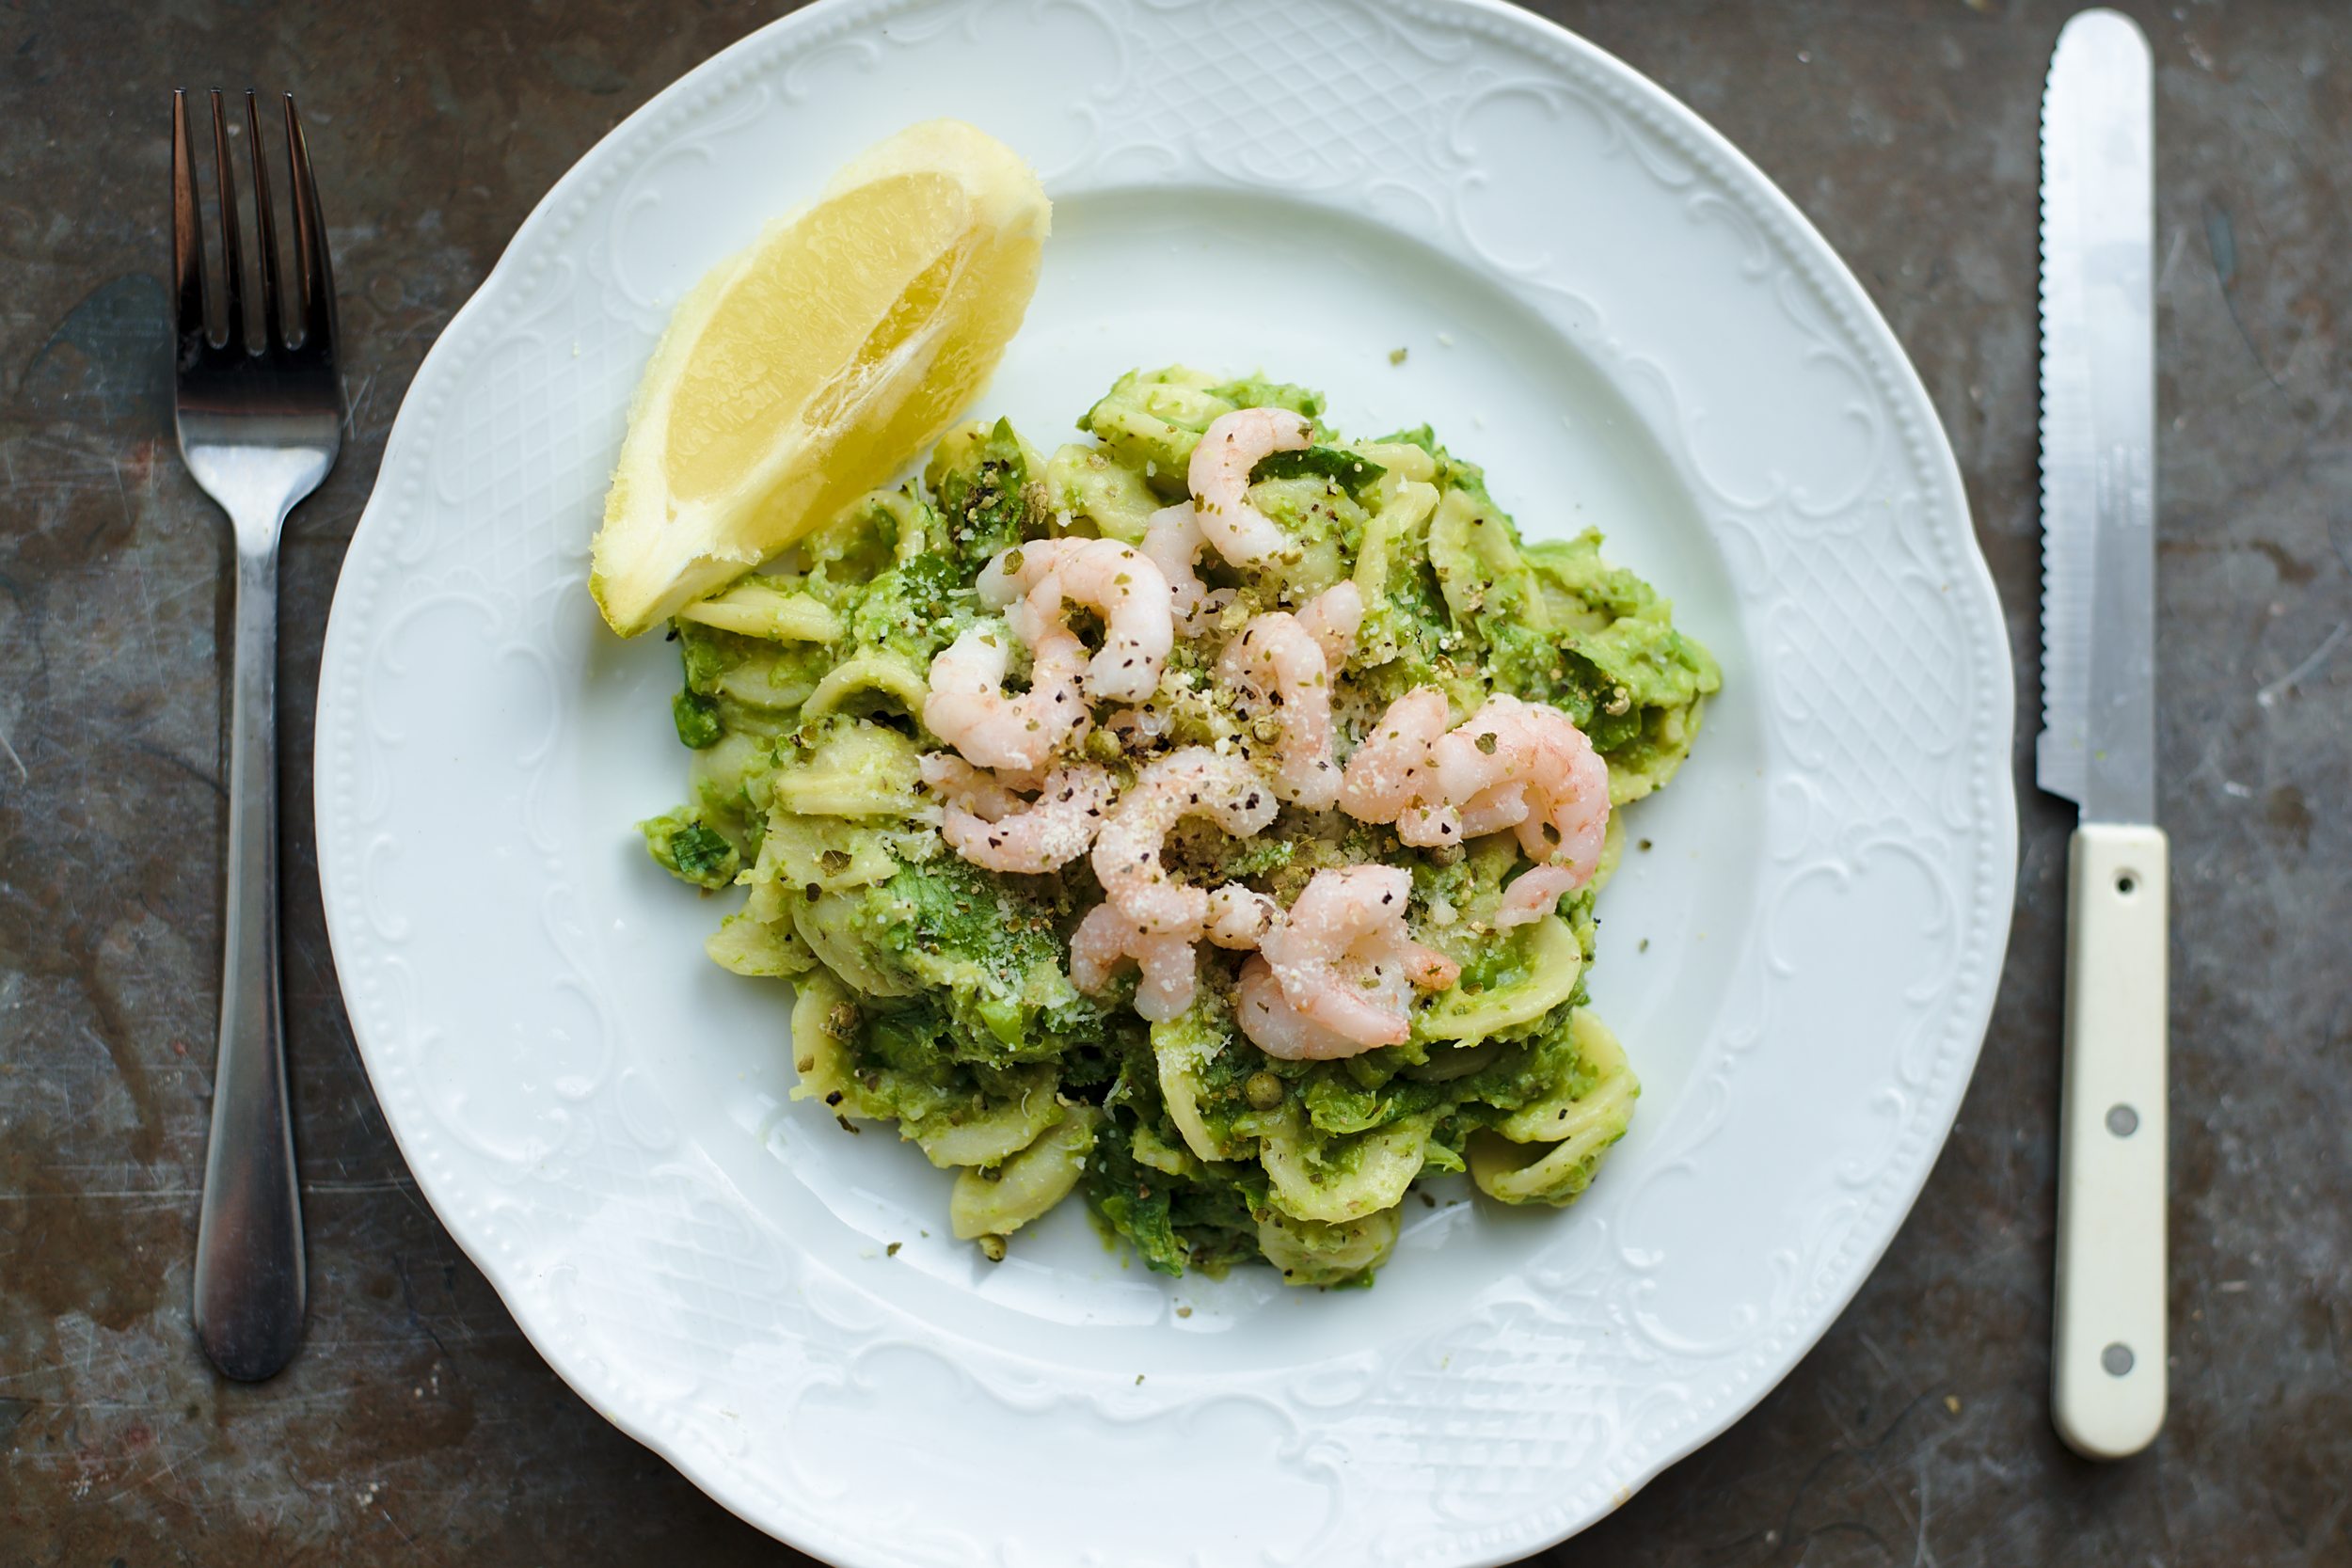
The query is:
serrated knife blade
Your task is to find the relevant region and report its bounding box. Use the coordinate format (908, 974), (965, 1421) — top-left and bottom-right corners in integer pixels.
(2039, 8), (2168, 1466)
(2038, 8), (2156, 823)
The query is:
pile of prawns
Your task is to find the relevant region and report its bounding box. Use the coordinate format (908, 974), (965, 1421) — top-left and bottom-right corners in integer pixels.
(914, 408), (1610, 1062)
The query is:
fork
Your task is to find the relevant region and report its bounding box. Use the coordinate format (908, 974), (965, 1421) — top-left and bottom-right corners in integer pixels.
(173, 87), (342, 1382)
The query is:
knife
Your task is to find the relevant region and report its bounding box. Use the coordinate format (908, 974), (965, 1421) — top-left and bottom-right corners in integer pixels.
(2038, 8), (2166, 1461)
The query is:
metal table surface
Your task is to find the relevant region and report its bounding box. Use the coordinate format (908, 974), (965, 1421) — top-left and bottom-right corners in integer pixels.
(2, 1), (2344, 1561)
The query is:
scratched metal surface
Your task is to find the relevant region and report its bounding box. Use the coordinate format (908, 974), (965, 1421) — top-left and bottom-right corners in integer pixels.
(2, 0), (2345, 1560)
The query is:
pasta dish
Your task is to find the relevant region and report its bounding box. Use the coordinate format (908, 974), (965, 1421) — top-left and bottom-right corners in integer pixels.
(636, 367), (1719, 1284)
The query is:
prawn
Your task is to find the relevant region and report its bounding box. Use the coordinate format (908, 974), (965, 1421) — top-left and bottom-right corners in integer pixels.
(1217, 611), (1342, 809)
(1337, 687), (1460, 847)
(923, 754), (1114, 875)
(1070, 902), (1200, 1023)
(1432, 695), (1611, 895)
(1233, 956), (1365, 1061)
(1188, 406), (1312, 569)
(1339, 690), (1611, 899)
(1295, 580), (1363, 670)
(922, 620), (1089, 772)
(1090, 746), (1279, 934)
(1255, 865), (1459, 1051)
(978, 537), (1175, 704)
(918, 752), (1024, 819)
(1204, 883), (1281, 950)
(1494, 864), (1581, 929)
(1140, 502), (1234, 634)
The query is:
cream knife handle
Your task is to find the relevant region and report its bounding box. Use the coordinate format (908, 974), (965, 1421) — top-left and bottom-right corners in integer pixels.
(2052, 821), (2168, 1459)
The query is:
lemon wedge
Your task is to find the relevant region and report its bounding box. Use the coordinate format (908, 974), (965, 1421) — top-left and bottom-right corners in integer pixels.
(591, 119), (1050, 635)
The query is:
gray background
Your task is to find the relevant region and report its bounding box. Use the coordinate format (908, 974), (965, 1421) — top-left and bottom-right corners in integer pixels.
(2, 0), (2345, 1561)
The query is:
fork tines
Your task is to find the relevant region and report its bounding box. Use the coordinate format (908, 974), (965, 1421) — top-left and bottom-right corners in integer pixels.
(171, 88), (336, 366)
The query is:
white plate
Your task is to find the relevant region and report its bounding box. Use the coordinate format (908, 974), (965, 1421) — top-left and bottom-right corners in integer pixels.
(316, 1), (2016, 1561)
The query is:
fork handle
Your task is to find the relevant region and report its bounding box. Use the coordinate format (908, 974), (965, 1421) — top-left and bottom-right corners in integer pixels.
(194, 543), (307, 1381)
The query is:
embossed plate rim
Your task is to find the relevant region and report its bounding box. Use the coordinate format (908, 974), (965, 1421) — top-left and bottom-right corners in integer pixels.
(316, 0), (2016, 1561)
